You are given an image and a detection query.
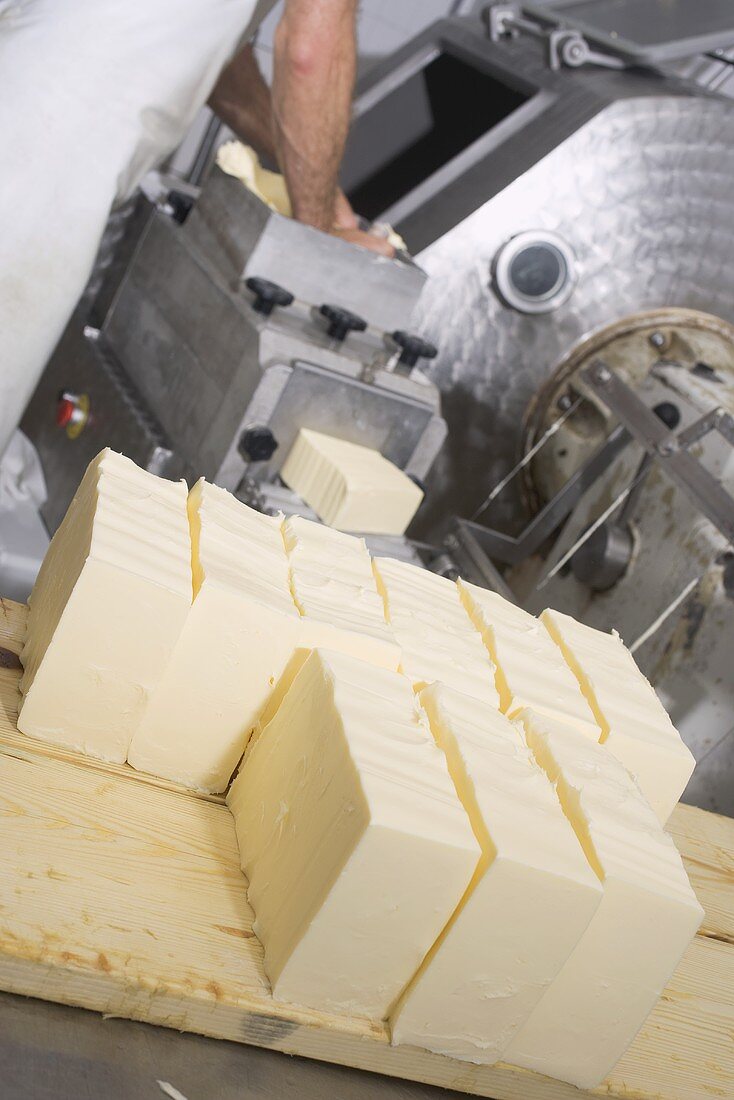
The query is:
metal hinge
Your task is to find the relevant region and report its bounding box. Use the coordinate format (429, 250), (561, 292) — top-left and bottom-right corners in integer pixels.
(485, 4), (625, 71)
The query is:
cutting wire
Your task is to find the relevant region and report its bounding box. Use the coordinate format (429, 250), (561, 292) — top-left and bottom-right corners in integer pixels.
(535, 463), (652, 592)
(629, 575), (702, 655)
(472, 396), (583, 521)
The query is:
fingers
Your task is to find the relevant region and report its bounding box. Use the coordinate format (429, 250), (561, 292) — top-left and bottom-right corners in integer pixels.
(331, 226), (396, 257)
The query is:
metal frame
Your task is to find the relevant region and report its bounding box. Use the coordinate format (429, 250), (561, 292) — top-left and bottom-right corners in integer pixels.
(581, 361), (734, 545)
(521, 0), (734, 65)
(450, 423), (631, 565)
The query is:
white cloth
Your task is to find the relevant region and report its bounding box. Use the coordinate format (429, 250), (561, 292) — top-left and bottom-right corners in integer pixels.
(0, 430), (46, 511)
(0, 0), (263, 458)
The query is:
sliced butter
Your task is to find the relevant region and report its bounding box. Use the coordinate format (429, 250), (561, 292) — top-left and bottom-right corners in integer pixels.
(506, 709), (703, 1089)
(541, 607), (695, 823)
(391, 684), (601, 1062)
(374, 557), (500, 707)
(459, 581), (598, 737)
(280, 428), (423, 536)
(283, 514), (400, 671)
(227, 648), (480, 1019)
(127, 480), (301, 792)
(18, 449), (191, 763)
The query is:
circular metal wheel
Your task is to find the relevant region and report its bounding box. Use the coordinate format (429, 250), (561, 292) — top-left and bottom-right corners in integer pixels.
(520, 307), (734, 514)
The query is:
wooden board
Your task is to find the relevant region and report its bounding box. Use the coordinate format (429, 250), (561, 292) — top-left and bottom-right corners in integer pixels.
(0, 598), (732, 1100)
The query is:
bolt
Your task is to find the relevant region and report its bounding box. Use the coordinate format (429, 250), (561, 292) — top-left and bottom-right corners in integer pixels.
(594, 364), (611, 384)
(649, 331), (665, 349)
(557, 393), (573, 411)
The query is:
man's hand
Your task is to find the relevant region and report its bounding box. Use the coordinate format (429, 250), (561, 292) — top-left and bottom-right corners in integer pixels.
(331, 226), (395, 256)
(331, 189), (394, 256)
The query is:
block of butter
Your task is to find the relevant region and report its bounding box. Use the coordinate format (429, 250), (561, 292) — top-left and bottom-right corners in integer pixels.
(459, 581), (598, 738)
(227, 648), (480, 1019)
(217, 141), (292, 215)
(540, 608), (695, 823)
(283, 514), (400, 671)
(18, 449), (191, 763)
(127, 481), (301, 793)
(280, 428), (423, 535)
(506, 709), (703, 1089)
(391, 684), (602, 1063)
(374, 557), (500, 707)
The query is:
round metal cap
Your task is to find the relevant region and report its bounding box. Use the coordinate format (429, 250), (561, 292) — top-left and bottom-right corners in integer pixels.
(493, 231), (576, 314)
(571, 522), (634, 592)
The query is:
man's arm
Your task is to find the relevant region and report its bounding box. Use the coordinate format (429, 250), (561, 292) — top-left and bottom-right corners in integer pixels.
(271, 0), (356, 234)
(209, 4), (392, 254)
(209, 44), (278, 165)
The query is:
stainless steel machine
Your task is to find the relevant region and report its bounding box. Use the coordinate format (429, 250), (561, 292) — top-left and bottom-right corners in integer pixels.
(23, 166), (443, 535)
(21, 3), (734, 812)
(7, 4), (734, 1095)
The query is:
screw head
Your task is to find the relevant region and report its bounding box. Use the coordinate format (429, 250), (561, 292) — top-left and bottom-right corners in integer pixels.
(649, 331), (666, 349)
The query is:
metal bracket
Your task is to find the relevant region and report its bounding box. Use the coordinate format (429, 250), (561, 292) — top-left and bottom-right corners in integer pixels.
(449, 422), (631, 566)
(485, 4), (625, 70)
(677, 406), (734, 449)
(582, 361), (734, 546)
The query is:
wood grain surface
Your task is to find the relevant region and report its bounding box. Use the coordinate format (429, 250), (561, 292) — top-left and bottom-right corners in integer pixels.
(0, 599), (732, 1100)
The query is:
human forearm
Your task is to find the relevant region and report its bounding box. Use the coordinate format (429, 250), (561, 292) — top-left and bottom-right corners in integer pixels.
(272, 0), (356, 232)
(208, 44), (277, 162)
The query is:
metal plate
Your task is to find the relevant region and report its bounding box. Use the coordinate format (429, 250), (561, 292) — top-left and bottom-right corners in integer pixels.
(20, 314), (182, 534)
(258, 360), (441, 481)
(412, 94), (734, 539)
(523, 0), (734, 64)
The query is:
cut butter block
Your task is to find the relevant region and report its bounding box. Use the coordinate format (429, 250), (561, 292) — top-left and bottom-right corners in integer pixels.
(127, 481), (301, 792)
(541, 608), (695, 823)
(283, 514), (399, 671)
(217, 140), (292, 215)
(391, 684), (602, 1062)
(280, 428), (423, 535)
(18, 449), (191, 763)
(459, 581), (598, 738)
(506, 709), (703, 1089)
(227, 648), (480, 1019)
(374, 557), (500, 707)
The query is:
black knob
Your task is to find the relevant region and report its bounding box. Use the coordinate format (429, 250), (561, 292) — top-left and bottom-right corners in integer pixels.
(391, 331), (438, 368)
(319, 304), (367, 342)
(245, 277), (294, 317)
(239, 425), (279, 462)
(653, 401), (681, 431)
(166, 190), (195, 224)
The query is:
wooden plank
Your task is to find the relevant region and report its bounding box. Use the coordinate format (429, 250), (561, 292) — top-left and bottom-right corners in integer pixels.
(0, 599), (732, 1099)
(0, 601), (222, 806)
(0, 596), (25, 658)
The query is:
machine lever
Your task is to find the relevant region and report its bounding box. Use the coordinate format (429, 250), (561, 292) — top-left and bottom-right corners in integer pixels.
(318, 304), (368, 342)
(245, 277), (295, 317)
(389, 331), (438, 368)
